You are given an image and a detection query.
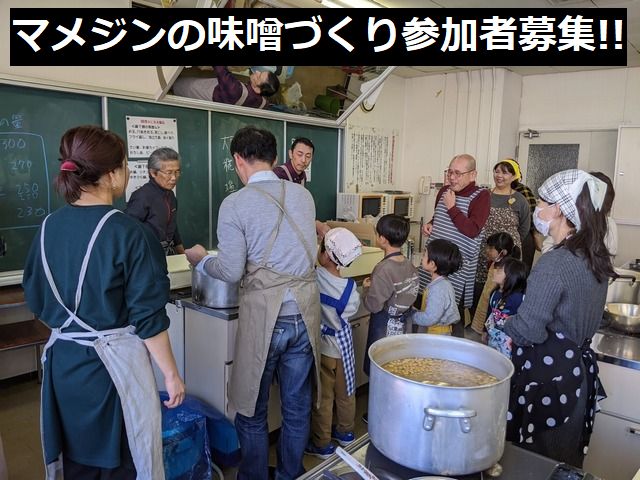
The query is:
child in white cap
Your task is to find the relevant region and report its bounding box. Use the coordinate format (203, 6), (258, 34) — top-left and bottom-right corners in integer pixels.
(305, 227), (362, 459)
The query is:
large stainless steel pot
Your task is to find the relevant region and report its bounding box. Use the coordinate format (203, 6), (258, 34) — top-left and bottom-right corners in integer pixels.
(191, 267), (239, 308)
(604, 303), (640, 334)
(368, 334), (514, 476)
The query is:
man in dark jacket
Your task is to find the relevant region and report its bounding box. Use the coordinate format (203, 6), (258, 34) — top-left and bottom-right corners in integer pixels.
(125, 147), (184, 255)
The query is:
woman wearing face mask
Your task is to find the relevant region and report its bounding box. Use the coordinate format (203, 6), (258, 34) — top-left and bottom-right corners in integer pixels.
(504, 169), (615, 467)
(540, 171), (618, 259)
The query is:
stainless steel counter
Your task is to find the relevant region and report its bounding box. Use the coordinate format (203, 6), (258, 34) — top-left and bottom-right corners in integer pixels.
(180, 299), (238, 321)
(593, 330), (640, 370)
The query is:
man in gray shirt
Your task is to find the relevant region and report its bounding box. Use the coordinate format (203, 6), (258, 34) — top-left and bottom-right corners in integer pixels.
(185, 126), (321, 480)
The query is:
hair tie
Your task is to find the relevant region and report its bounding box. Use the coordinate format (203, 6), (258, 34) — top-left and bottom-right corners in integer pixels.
(60, 160), (78, 172)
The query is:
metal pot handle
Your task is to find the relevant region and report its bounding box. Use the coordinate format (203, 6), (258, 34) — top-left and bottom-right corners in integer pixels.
(423, 407), (477, 433)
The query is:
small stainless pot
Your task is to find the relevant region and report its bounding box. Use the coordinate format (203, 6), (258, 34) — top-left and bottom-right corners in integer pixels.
(191, 267), (239, 308)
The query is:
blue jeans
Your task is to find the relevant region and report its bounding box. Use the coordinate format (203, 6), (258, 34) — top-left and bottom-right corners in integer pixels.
(235, 315), (314, 480)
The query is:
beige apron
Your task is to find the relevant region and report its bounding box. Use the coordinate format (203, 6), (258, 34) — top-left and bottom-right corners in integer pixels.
(39, 210), (164, 480)
(228, 181), (322, 417)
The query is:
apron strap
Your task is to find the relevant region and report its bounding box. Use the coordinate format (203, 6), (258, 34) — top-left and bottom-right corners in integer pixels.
(383, 251), (403, 261)
(320, 278), (355, 319)
(247, 181), (316, 269)
(260, 181), (286, 267)
(40, 209), (120, 333)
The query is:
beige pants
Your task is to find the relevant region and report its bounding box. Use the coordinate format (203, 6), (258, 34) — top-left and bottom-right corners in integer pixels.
(310, 354), (356, 447)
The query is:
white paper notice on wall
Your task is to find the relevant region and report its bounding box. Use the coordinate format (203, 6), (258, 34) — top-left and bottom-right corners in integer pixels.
(346, 125), (397, 191)
(126, 116), (179, 159)
(125, 160), (176, 202)
(125, 160), (149, 202)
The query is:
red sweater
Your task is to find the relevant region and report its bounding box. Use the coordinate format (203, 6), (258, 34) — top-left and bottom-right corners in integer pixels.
(429, 182), (490, 238)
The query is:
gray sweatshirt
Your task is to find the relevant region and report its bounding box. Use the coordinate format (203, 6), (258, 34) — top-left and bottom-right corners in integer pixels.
(412, 276), (460, 327)
(202, 171), (317, 315)
(504, 247), (608, 346)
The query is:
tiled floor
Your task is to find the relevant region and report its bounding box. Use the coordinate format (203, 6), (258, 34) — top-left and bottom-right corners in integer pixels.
(0, 373), (370, 480)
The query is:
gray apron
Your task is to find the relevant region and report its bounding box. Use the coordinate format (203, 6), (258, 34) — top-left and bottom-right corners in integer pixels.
(420, 187), (486, 308)
(228, 181), (322, 417)
(39, 210), (164, 480)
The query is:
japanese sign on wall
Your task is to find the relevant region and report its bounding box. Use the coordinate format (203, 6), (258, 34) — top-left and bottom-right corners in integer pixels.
(346, 125), (397, 191)
(125, 115), (178, 159)
(124, 160), (148, 202)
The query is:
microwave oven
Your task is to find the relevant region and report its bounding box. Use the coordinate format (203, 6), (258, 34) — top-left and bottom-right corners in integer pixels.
(336, 192), (387, 220)
(382, 193), (415, 218)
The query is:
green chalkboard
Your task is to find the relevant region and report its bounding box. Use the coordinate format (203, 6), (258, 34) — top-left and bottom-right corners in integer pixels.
(285, 123), (339, 222)
(0, 83), (102, 273)
(107, 98), (210, 249)
(210, 112), (284, 246)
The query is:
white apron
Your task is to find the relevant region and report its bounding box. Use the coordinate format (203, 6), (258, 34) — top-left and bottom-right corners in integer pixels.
(39, 209), (164, 480)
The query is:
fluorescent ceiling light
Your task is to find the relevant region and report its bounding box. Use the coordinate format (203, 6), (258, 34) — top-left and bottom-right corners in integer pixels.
(321, 0), (344, 7)
(320, 0), (383, 7)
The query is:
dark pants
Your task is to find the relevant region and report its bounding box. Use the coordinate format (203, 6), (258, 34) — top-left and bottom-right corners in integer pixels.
(363, 311), (391, 377)
(62, 432), (136, 480)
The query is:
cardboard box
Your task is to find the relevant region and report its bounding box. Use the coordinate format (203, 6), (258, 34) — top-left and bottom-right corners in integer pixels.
(327, 220), (378, 248)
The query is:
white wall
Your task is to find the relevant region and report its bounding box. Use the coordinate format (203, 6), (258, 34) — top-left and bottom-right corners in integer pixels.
(520, 68), (640, 129)
(520, 67), (640, 266)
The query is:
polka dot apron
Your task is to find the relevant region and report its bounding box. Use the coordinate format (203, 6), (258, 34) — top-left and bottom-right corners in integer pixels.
(506, 331), (606, 453)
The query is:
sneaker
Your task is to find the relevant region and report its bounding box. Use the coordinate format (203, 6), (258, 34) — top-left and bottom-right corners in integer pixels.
(331, 428), (355, 447)
(304, 442), (337, 460)
(362, 412), (368, 424)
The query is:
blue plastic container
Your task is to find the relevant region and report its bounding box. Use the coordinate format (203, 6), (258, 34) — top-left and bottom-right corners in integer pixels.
(160, 392), (213, 480)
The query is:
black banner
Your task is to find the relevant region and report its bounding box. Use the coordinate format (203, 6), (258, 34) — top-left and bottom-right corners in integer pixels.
(10, 8), (627, 66)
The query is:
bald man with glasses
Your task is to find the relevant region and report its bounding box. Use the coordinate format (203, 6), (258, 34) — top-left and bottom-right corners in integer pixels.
(125, 147), (185, 255)
(419, 154), (490, 336)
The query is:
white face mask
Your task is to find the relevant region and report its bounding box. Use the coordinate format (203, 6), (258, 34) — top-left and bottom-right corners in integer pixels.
(533, 205), (553, 236)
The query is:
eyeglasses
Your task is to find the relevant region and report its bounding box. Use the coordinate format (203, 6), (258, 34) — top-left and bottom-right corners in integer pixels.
(156, 169), (181, 178)
(444, 169), (474, 179)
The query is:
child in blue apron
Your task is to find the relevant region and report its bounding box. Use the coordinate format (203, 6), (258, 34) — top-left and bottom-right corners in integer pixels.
(306, 227), (363, 459)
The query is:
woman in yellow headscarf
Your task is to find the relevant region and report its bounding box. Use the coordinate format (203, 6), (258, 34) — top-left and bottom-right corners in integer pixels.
(472, 159), (531, 321)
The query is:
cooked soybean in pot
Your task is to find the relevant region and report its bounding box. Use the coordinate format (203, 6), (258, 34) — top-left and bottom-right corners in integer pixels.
(382, 357), (498, 387)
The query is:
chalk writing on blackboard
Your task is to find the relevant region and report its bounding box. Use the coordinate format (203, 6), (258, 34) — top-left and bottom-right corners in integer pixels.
(220, 135), (238, 194)
(0, 114), (24, 129)
(0, 131), (50, 230)
(126, 116), (179, 159)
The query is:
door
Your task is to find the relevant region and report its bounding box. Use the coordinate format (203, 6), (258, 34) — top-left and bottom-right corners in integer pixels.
(517, 131), (617, 197)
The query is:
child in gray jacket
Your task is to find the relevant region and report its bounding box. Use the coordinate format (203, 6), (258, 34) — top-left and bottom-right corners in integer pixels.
(413, 239), (463, 335)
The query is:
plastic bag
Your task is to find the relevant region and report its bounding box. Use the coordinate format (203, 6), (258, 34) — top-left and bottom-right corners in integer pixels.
(160, 392), (213, 480)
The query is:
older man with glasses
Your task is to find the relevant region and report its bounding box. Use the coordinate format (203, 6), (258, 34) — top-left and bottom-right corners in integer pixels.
(125, 147), (185, 255)
(419, 153), (491, 336)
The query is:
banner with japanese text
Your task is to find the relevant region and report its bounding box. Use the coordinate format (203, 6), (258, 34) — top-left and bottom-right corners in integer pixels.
(9, 8), (627, 66)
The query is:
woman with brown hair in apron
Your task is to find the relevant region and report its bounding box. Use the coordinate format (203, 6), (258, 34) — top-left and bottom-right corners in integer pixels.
(23, 125), (185, 479)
